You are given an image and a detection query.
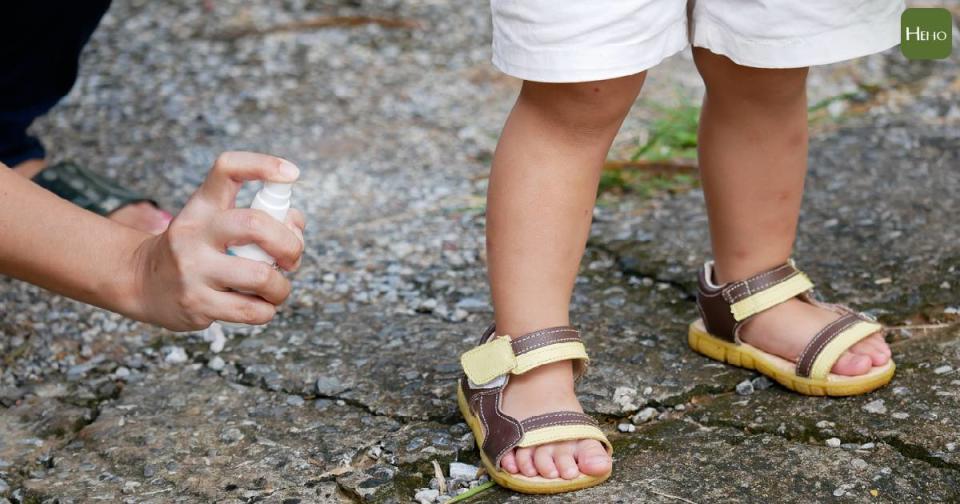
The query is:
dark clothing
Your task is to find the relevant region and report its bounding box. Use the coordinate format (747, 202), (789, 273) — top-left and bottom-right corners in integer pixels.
(0, 1), (111, 167)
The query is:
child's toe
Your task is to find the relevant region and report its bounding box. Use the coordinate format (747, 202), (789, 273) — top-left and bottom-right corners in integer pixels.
(849, 336), (890, 366)
(576, 439), (611, 476)
(515, 447), (538, 477)
(832, 351), (872, 376)
(501, 451), (519, 474)
(868, 333), (893, 357)
(555, 449), (580, 480)
(533, 446), (559, 479)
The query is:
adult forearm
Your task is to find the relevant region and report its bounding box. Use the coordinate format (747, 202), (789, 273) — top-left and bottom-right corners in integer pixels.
(0, 166), (149, 320)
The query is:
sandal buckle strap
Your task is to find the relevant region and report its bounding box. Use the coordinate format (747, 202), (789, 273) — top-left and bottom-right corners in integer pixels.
(697, 259), (815, 342)
(728, 271), (814, 322)
(461, 336), (516, 385)
(460, 327), (588, 386)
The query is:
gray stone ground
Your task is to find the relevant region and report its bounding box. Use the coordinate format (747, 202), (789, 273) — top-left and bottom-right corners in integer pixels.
(1, 1), (959, 502)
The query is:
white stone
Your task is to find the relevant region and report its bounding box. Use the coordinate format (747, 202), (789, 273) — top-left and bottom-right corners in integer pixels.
(449, 462), (479, 481)
(618, 423), (636, 433)
(862, 399), (887, 414)
(612, 386), (639, 412)
(207, 356), (225, 371)
(632, 407), (658, 424)
(414, 488), (440, 504)
(826, 438), (842, 448)
(933, 365), (953, 375)
(203, 322), (227, 353)
(164, 346), (188, 364)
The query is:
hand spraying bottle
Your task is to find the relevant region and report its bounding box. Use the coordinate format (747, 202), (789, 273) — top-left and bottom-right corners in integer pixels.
(217, 180), (295, 329)
(228, 181), (294, 263)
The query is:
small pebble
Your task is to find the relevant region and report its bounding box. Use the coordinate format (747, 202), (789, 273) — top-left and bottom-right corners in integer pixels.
(207, 356), (225, 371)
(862, 399), (887, 414)
(860, 442), (875, 450)
(826, 437), (842, 447)
(632, 407), (658, 424)
(220, 428), (244, 443)
(449, 462), (478, 481)
(164, 346), (188, 364)
(618, 423), (636, 433)
(612, 387), (639, 412)
(414, 488), (440, 504)
(735, 379), (754, 396)
(204, 323), (227, 353)
(851, 458), (868, 471)
(933, 365), (953, 375)
(751, 376), (773, 390)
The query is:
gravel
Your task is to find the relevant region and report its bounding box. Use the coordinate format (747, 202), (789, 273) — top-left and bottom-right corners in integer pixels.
(0, 0), (957, 501)
(735, 379), (755, 396)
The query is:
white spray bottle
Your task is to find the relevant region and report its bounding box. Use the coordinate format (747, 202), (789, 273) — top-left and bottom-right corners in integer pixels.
(217, 180), (296, 330)
(228, 181), (294, 263)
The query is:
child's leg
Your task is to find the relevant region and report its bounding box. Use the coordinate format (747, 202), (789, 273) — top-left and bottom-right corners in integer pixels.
(692, 48), (890, 375)
(487, 74), (646, 479)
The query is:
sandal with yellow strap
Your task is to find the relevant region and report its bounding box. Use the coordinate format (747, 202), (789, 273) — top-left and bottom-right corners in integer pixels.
(457, 324), (612, 494)
(689, 259), (895, 396)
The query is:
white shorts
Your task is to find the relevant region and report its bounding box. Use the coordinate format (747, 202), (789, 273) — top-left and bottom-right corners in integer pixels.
(491, 0), (905, 82)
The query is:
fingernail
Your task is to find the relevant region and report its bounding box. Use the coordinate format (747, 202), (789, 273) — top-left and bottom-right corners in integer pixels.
(279, 160), (300, 180)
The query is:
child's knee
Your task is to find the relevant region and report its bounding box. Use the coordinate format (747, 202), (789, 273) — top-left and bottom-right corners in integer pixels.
(694, 49), (807, 106)
(518, 73), (645, 137)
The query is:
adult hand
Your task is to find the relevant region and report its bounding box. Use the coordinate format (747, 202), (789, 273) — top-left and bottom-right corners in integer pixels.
(131, 151), (305, 331)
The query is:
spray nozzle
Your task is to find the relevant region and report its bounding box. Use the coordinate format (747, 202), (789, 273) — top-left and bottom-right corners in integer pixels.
(263, 182), (293, 198)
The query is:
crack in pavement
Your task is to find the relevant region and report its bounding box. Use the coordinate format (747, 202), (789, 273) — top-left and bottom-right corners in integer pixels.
(689, 406), (960, 474)
(589, 240), (698, 301)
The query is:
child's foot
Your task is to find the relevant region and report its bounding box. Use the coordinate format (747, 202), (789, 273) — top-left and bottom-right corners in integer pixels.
(498, 361), (612, 479)
(740, 298), (891, 376)
(13, 158), (173, 235)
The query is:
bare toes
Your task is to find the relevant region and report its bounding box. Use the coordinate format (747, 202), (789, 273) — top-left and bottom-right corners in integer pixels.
(832, 351), (872, 376)
(849, 339), (887, 366)
(554, 445), (580, 480)
(870, 334), (893, 357)
(575, 439), (612, 476)
(862, 337), (890, 366)
(533, 446), (559, 479)
(501, 451), (519, 474)
(515, 447), (537, 477)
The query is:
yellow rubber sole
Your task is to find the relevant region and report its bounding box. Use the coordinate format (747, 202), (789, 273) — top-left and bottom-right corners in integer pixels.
(688, 320), (895, 396)
(456, 384), (611, 494)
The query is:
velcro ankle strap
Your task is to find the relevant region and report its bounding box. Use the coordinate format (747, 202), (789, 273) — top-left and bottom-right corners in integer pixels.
(460, 327), (588, 386)
(697, 260), (817, 343)
(728, 270), (814, 322)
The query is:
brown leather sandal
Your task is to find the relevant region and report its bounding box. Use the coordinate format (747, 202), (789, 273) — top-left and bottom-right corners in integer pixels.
(457, 324), (613, 494)
(689, 259), (895, 396)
